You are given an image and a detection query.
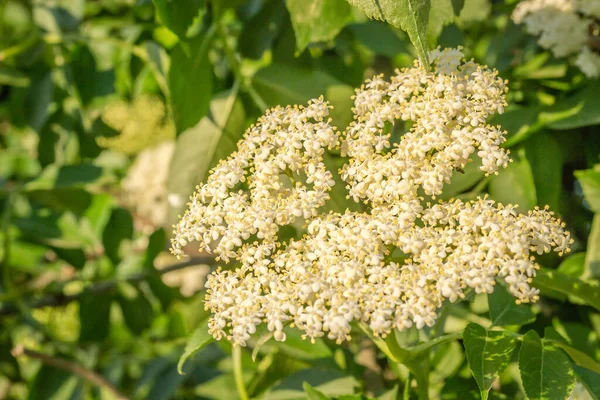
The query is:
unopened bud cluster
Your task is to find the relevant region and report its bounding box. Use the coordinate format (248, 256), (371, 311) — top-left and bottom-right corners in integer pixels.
(172, 48), (572, 346)
(512, 0), (600, 78)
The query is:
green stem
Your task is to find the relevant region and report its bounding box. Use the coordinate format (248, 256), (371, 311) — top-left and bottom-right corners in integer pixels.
(233, 346), (249, 400)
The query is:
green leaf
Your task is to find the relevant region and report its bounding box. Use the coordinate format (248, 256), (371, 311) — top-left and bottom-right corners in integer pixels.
(24, 163), (103, 191)
(348, 21), (409, 58)
(102, 207), (134, 265)
(28, 365), (83, 400)
(519, 330), (575, 400)
(177, 318), (214, 374)
(488, 149), (536, 212)
(495, 106), (543, 148)
(252, 64), (354, 128)
(544, 82), (600, 129)
(286, 0), (353, 52)
(118, 286), (154, 335)
(263, 369), (358, 399)
(79, 290), (113, 342)
(574, 366), (600, 400)
(427, 0), (455, 45)
(303, 382), (331, 400)
(525, 134), (562, 211)
(575, 167), (600, 213)
(345, 0), (431, 68)
(544, 327), (600, 375)
(238, 0), (288, 59)
(451, 0), (465, 15)
(168, 33), (213, 133)
(0, 65), (30, 87)
(167, 88), (246, 227)
(153, 0), (205, 39)
(557, 252), (586, 277)
(534, 268), (600, 312)
(463, 323), (518, 400)
(586, 215), (600, 280)
(488, 285), (535, 327)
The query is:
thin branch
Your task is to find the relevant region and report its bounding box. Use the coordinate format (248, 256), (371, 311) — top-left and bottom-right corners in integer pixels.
(0, 256), (214, 317)
(12, 345), (129, 400)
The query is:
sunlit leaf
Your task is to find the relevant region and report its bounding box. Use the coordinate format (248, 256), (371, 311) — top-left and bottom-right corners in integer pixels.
(463, 323), (517, 400)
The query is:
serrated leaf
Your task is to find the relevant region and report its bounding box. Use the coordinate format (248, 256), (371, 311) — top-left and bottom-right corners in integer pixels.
(488, 285), (535, 327)
(303, 382), (331, 400)
(519, 330), (575, 400)
(345, 0), (431, 68)
(534, 268), (600, 312)
(463, 323), (518, 400)
(286, 0), (353, 52)
(177, 319), (214, 374)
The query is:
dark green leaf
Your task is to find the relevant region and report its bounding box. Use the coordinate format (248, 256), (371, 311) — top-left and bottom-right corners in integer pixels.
(348, 21), (409, 58)
(286, 0), (353, 52)
(24, 164), (103, 191)
(544, 327), (600, 375)
(168, 33), (213, 133)
(79, 290), (113, 342)
(519, 330), (575, 400)
(488, 285), (535, 327)
(451, 0), (465, 15)
(24, 70), (54, 132)
(167, 89), (246, 226)
(345, 0), (431, 68)
(28, 365), (83, 400)
(178, 319), (214, 374)
(463, 323), (518, 400)
(102, 207), (134, 265)
(525, 134), (562, 211)
(71, 45), (115, 105)
(153, 0), (205, 39)
(118, 287), (154, 335)
(238, 0), (288, 59)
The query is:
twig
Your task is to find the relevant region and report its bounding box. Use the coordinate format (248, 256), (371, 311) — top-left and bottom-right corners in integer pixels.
(0, 256), (214, 317)
(12, 345), (129, 400)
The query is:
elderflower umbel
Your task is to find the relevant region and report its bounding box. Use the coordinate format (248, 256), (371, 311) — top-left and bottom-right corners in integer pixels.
(512, 0), (600, 78)
(172, 48), (572, 346)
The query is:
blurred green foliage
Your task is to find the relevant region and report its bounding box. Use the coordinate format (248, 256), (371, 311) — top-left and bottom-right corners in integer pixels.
(0, 0), (600, 399)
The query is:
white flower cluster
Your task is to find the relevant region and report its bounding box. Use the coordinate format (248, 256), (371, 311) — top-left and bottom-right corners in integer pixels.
(171, 99), (338, 261)
(123, 141), (175, 230)
(342, 48), (509, 205)
(172, 48), (572, 346)
(512, 0), (600, 78)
